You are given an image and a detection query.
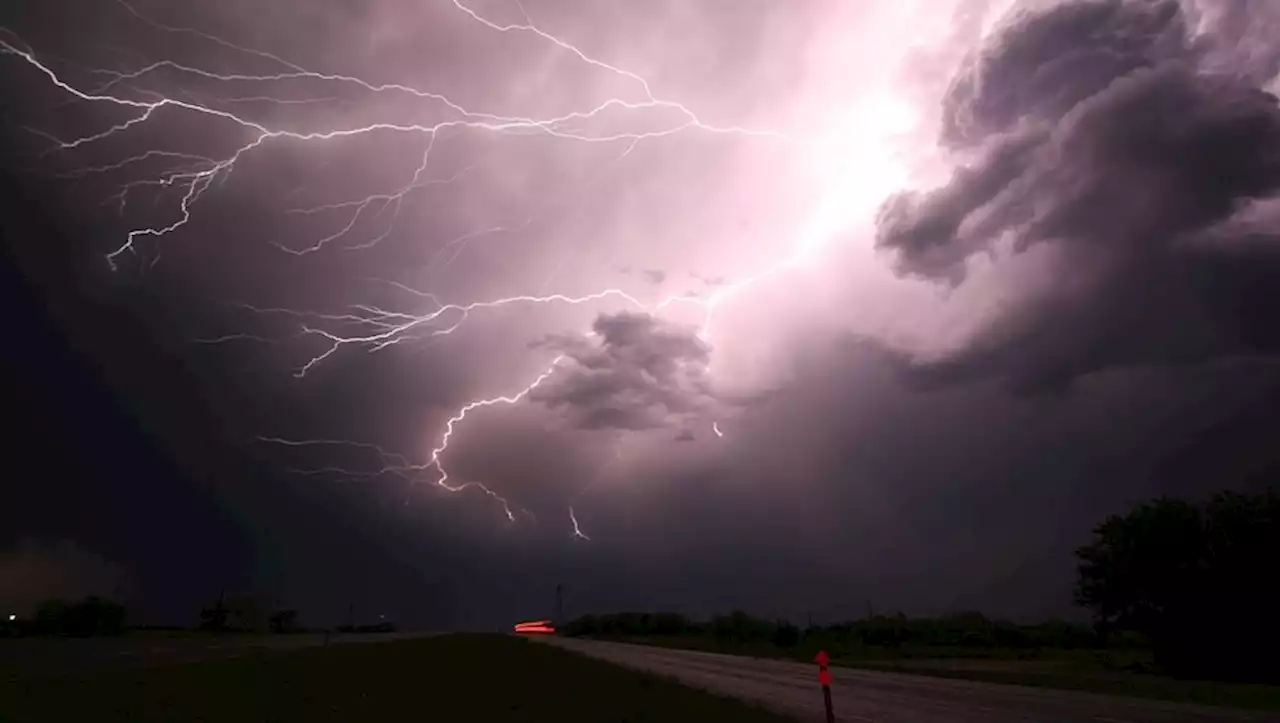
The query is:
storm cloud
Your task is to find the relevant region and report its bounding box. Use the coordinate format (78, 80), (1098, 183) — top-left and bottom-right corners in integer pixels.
(4, 0), (1280, 630)
(530, 312), (721, 431)
(878, 0), (1280, 389)
(941, 0), (1192, 146)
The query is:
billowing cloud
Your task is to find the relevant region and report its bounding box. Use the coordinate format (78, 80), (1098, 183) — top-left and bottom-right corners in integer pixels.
(875, 125), (1048, 282)
(530, 312), (721, 431)
(941, 0), (1191, 146)
(877, 0), (1280, 390)
(5, 0), (1280, 630)
(1190, 0), (1280, 85)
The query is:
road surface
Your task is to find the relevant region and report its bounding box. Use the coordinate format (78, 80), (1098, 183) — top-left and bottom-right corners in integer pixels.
(543, 638), (1269, 723)
(0, 632), (431, 678)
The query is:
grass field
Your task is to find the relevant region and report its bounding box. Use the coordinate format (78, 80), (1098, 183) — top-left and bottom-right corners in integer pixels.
(850, 659), (1280, 711)
(0, 634), (796, 723)
(590, 635), (1280, 711)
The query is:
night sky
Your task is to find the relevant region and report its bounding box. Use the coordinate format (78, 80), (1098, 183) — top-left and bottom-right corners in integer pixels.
(3, 0), (1279, 630)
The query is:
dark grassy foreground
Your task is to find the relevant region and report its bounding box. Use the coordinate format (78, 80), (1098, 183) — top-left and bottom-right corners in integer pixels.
(590, 636), (1280, 711)
(851, 660), (1280, 711)
(0, 635), (795, 723)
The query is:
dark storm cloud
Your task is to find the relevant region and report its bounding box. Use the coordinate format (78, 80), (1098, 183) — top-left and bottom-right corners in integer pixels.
(1, 0), (832, 629)
(877, 0), (1280, 390)
(1191, 0), (1280, 85)
(642, 269), (667, 284)
(941, 0), (1191, 146)
(9, 0), (1280, 635)
(529, 311), (721, 431)
(874, 125), (1047, 282)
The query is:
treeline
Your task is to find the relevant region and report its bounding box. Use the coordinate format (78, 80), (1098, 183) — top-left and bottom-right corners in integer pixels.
(2, 595), (395, 637)
(198, 595), (394, 633)
(1, 596), (126, 637)
(565, 489), (1279, 684)
(563, 610), (1115, 652)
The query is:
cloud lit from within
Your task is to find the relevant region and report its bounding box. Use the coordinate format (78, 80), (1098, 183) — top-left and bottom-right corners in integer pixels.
(0, 0), (986, 533)
(5, 0), (1276, 548)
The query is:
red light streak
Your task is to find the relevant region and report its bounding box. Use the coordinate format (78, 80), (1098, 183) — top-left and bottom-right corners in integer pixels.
(513, 619), (556, 634)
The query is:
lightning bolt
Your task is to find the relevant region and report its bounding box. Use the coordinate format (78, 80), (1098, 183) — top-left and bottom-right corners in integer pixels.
(1, 0), (900, 536)
(568, 507), (590, 541)
(563, 436), (627, 541)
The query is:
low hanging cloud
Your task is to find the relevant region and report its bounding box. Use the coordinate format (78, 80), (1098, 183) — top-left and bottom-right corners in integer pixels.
(529, 311), (725, 432)
(876, 0), (1280, 391)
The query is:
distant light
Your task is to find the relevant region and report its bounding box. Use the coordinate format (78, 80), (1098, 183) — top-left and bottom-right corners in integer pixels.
(514, 625), (555, 634)
(7, 614), (15, 621)
(513, 619), (555, 634)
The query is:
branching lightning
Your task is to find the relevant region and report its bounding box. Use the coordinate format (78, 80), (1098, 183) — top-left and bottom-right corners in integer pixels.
(1, 0), (895, 537)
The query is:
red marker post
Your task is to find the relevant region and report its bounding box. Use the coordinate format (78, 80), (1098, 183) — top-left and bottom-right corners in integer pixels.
(815, 650), (835, 723)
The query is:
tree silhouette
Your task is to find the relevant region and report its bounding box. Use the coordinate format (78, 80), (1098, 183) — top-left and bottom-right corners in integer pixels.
(199, 595), (229, 631)
(268, 609), (298, 633)
(32, 596), (125, 636)
(1076, 489), (1280, 681)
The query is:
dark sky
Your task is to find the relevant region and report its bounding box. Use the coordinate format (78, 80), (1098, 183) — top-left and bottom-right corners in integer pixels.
(2, 0), (1279, 630)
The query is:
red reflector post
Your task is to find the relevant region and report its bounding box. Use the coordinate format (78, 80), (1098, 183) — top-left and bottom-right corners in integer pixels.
(815, 649), (835, 723)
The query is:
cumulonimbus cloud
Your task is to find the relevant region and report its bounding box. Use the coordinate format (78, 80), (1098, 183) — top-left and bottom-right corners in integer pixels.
(875, 0), (1280, 391)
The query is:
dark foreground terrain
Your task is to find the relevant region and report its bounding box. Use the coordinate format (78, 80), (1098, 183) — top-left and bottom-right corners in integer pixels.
(575, 635), (1280, 712)
(546, 637), (1272, 723)
(0, 632), (429, 677)
(0, 634), (793, 722)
